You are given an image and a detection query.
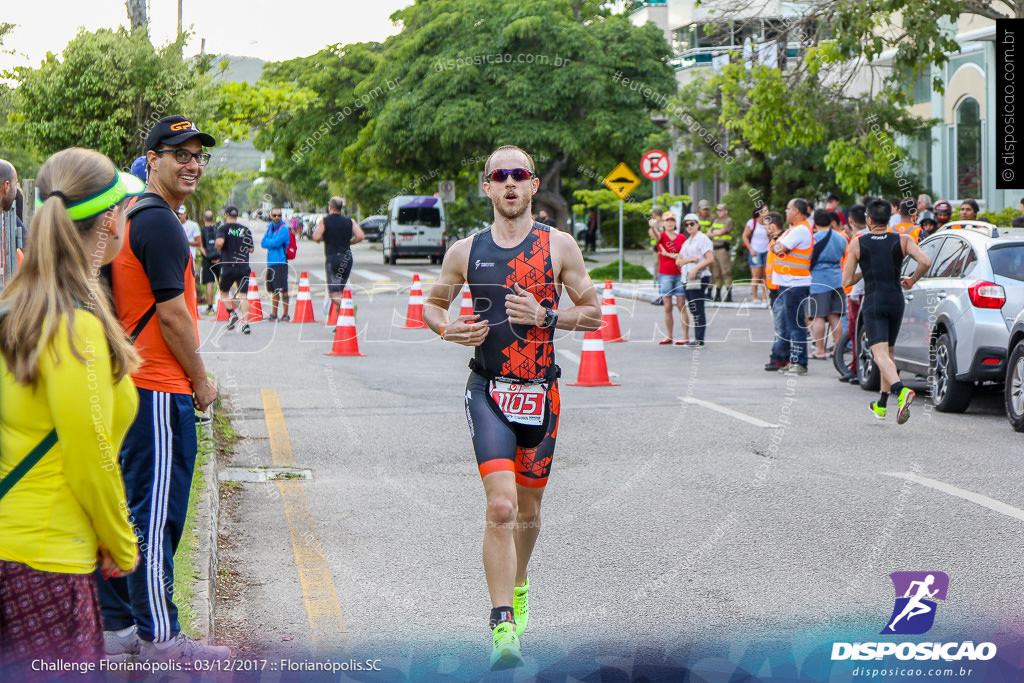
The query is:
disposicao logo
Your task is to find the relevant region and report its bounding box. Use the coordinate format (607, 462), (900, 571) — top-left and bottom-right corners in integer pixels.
(882, 571), (948, 635)
(831, 571), (997, 662)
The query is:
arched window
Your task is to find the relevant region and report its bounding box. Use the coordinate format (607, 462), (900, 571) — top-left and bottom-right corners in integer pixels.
(956, 97), (982, 198)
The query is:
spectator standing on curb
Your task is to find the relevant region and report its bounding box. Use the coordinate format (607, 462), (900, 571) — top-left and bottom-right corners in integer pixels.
(959, 199), (979, 220)
(199, 210), (220, 315)
(763, 212), (789, 371)
(808, 209), (849, 360)
(825, 194), (847, 226)
(770, 198), (815, 376)
(708, 203), (734, 302)
(314, 197), (365, 314)
(656, 212), (689, 345)
(743, 205), (771, 304)
(215, 205), (254, 334)
(0, 148), (142, 672)
(585, 207), (598, 253)
(647, 206), (664, 305)
(839, 204), (868, 384)
(261, 207), (291, 321)
(696, 200), (713, 233)
(933, 200), (952, 230)
(176, 205), (201, 260)
(916, 194), (932, 220)
(893, 198), (922, 242)
(678, 213), (714, 347)
(98, 116), (226, 662)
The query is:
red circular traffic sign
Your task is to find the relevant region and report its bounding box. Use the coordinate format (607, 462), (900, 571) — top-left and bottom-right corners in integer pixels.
(640, 149), (670, 181)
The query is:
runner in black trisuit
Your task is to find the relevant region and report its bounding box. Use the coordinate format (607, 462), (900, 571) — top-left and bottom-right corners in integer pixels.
(423, 145), (601, 670)
(842, 199), (931, 423)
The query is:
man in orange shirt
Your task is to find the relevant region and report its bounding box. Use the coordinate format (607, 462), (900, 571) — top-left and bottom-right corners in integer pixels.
(97, 116), (226, 663)
(893, 198), (922, 242)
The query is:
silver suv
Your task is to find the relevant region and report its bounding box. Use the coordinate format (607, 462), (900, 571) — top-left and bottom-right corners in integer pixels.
(857, 222), (1024, 412)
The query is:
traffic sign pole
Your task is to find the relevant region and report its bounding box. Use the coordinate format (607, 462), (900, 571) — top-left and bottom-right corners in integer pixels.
(618, 199), (624, 282)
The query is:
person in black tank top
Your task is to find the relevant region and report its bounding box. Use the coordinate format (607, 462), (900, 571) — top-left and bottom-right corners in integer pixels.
(420, 146), (602, 670)
(313, 196), (364, 313)
(843, 199), (932, 423)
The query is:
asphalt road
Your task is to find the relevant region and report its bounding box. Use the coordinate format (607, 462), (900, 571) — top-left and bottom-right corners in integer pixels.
(203, 223), (1023, 681)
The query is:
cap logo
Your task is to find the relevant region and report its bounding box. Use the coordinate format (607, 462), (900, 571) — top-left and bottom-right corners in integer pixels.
(170, 120), (194, 131)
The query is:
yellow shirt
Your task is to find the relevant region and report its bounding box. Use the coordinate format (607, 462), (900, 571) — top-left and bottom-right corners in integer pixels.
(0, 311), (139, 573)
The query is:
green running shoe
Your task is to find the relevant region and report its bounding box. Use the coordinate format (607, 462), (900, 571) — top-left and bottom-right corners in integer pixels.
(896, 387), (915, 425)
(869, 401), (886, 420)
(489, 622), (523, 671)
(513, 579), (529, 638)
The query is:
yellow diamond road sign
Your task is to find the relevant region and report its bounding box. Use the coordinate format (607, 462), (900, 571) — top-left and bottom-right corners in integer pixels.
(603, 163), (641, 200)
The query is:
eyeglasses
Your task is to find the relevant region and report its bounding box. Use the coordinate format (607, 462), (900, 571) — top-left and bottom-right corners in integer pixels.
(486, 168), (534, 182)
(271, 214), (281, 218)
(683, 221), (698, 226)
(154, 149), (212, 166)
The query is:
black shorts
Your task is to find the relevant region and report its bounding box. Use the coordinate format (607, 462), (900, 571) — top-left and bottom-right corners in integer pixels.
(265, 264), (288, 293)
(465, 372), (559, 488)
(861, 294), (905, 347)
(808, 289), (845, 318)
(216, 263), (249, 294)
(325, 251), (353, 294)
(200, 258), (218, 284)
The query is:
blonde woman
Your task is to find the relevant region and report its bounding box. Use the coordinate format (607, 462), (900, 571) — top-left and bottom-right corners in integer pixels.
(0, 148), (142, 669)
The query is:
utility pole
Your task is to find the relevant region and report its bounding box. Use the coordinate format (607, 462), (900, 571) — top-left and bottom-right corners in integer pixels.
(177, 0), (183, 38)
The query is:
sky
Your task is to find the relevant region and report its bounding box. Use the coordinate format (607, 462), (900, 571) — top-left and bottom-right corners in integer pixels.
(1, 0), (411, 71)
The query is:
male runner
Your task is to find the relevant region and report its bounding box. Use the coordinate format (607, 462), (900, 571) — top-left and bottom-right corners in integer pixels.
(423, 145), (601, 670)
(842, 199), (931, 423)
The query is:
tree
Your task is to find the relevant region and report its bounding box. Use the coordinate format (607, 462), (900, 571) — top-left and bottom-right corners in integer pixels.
(339, 0), (678, 229)
(5, 28), (216, 169)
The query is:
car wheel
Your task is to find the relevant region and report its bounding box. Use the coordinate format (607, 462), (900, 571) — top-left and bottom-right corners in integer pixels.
(929, 333), (973, 413)
(833, 331), (853, 376)
(857, 325), (880, 391)
(1006, 341), (1024, 432)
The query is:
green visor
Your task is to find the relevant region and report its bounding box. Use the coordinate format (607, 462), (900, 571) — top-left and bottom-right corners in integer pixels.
(36, 171), (146, 221)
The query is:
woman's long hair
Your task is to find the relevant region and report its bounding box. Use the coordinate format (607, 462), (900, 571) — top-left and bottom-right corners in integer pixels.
(1, 148), (139, 385)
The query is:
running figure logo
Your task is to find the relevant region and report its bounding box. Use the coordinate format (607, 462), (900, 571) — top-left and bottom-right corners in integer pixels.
(881, 571), (949, 635)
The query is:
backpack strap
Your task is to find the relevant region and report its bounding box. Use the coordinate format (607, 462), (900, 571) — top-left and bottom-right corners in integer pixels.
(121, 195), (174, 345)
(0, 309), (58, 501)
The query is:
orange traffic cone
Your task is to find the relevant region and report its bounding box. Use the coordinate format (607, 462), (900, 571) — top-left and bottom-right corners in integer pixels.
(326, 300), (339, 327)
(568, 329), (620, 386)
(246, 271), (263, 322)
(403, 274), (428, 328)
(600, 280), (626, 343)
(459, 285), (473, 317)
(291, 271), (316, 323)
(325, 289), (365, 357)
(215, 293), (230, 321)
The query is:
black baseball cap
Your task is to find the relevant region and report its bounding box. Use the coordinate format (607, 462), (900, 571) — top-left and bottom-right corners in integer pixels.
(224, 205), (239, 217)
(146, 115), (216, 152)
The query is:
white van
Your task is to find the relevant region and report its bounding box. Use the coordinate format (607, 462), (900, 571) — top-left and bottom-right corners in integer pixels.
(382, 195), (447, 264)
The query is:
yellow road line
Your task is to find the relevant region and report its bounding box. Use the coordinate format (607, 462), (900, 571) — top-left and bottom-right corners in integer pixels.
(261, 389), (348, 652)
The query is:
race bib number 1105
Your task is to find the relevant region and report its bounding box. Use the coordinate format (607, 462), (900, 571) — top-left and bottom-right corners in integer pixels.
(489, 380), (546, 426)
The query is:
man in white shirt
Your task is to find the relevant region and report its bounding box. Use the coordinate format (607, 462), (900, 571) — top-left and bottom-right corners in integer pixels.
(177, 205), (202, 260)
(769, 198), (814, 374)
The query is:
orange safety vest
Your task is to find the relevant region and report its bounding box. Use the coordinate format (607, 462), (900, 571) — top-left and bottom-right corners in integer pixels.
(895, 222), (921, 242)
(772, 222), (813, 278)
(765, 238), (778, 290)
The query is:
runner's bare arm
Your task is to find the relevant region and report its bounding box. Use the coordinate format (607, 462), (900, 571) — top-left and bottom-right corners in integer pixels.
(351, 222), (365, 245)
(312, 218), (325, 242)
(841, 237), (861, 289)
(423, 237), (488, 346)
(506, 230), (600, 330)
(901, 234), (931, 289)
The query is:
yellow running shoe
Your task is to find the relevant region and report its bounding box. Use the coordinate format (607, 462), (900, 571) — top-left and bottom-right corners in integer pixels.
(513, 579), (529, 638)
(489, 622), (523, 670)
(869, 401), (886, 420)
(896, 387), (915, 425)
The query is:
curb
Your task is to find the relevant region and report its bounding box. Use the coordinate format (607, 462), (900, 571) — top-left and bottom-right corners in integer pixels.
(192, 389), (221, 642)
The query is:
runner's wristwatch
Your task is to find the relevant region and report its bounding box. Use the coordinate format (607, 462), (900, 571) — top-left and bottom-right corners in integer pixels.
(541, 307), (557, 328)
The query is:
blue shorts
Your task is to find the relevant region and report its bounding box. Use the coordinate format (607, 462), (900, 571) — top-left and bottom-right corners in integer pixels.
(748, 251), (768, 268)
(658, 273), (685, 298)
